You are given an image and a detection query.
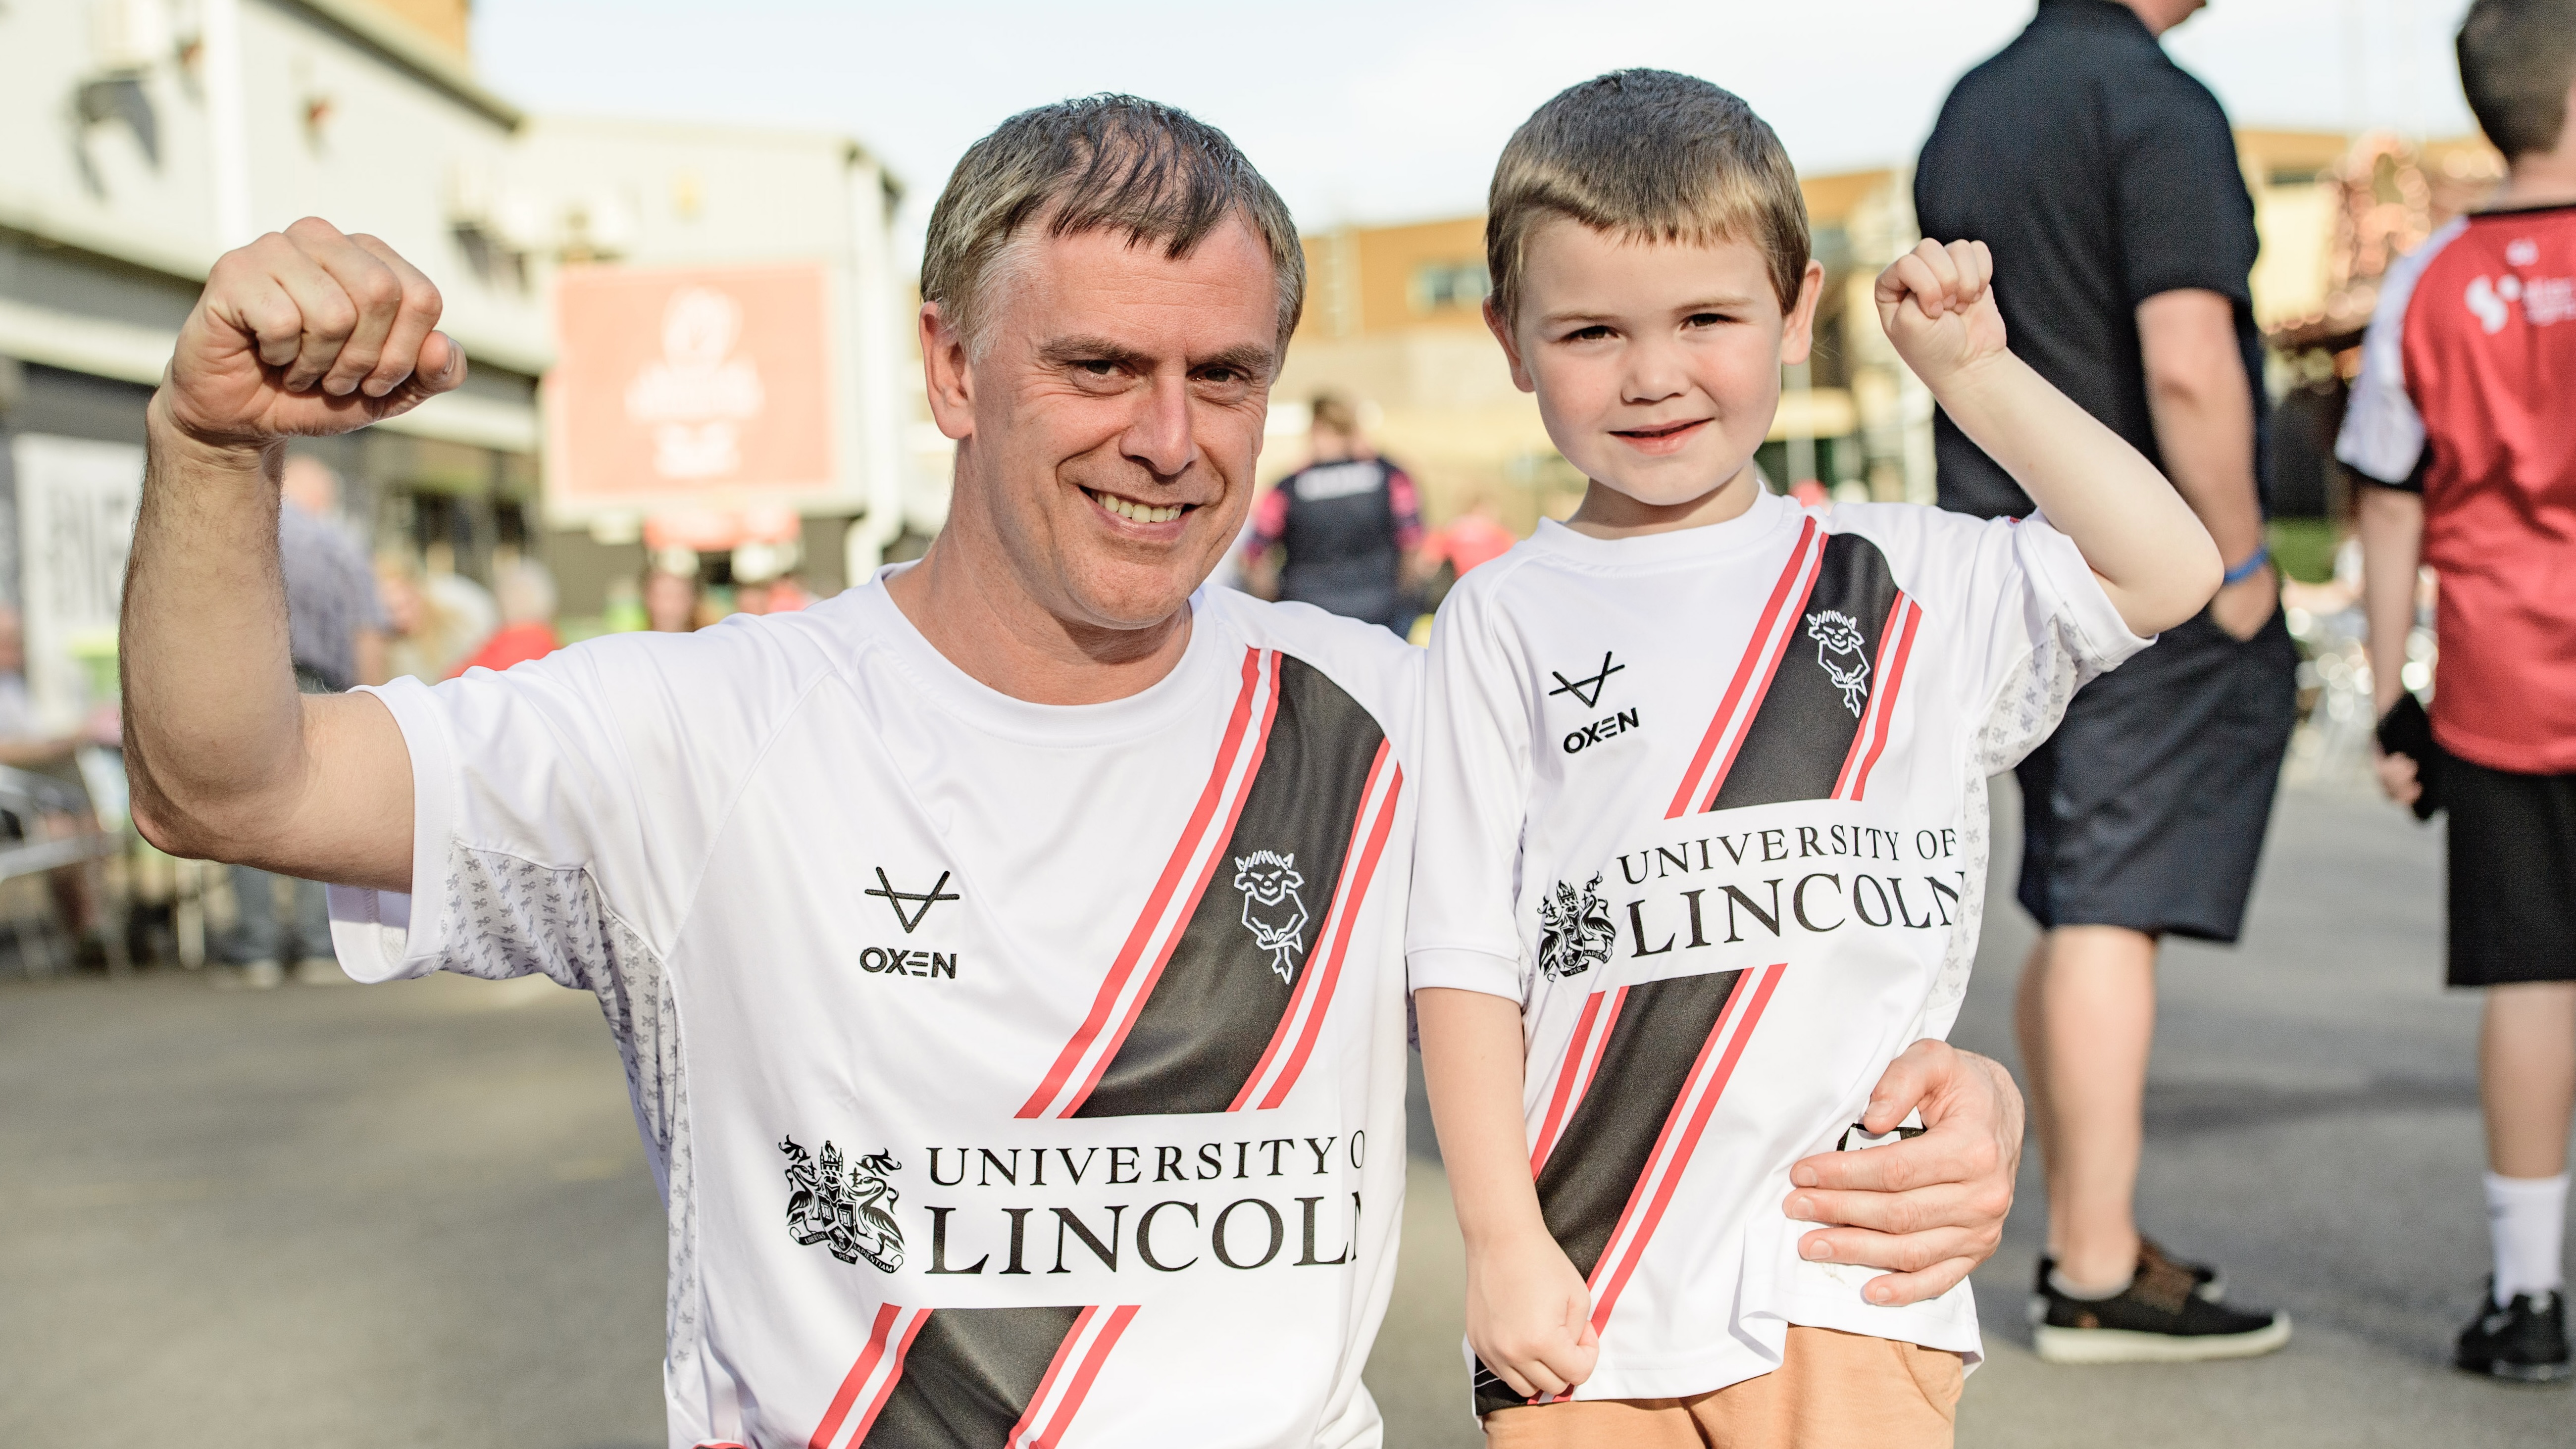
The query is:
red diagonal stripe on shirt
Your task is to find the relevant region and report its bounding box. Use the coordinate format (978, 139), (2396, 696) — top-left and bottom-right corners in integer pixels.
(808, 1303), (901, 1449)
(1586, 961), (1787, 1330)
(1529, 985), (1627, 1176)
(1831, 592), (1920, 800)
(1841, 597), (1922, 801)
(1019, 649), (1275, 1118)
(1003, 1305), (1096, 1449)
(1667, 520), (1822, 818)
(1028, 1304), (1138, 1449)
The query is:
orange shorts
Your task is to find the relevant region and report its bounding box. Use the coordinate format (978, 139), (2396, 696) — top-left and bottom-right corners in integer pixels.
(1481, 1326), (1964, 1449)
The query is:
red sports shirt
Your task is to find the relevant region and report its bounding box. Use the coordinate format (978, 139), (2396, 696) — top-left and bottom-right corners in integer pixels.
(2338, 203), (2576, 774)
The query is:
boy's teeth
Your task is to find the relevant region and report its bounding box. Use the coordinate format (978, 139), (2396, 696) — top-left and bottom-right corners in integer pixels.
(1090, 490), (1183, 524)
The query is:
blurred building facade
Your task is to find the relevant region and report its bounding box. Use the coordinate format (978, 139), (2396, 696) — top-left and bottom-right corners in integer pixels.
(1269, 127), (2504, 541)
(0, 0), (906, 719)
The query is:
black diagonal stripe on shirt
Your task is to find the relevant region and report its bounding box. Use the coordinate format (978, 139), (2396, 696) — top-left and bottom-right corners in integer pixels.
(1469, 968), (1744, 1415)
(1706, 532), (1901, 812)
(1078, 655), (1386, 1118)
(858, 1305), (1082, 1447)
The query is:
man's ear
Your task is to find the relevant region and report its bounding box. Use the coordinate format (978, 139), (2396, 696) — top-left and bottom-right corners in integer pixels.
(920, 302), (975, 442)
(1483, 296), (1535, 394)
(1778, 259), (1828, 367)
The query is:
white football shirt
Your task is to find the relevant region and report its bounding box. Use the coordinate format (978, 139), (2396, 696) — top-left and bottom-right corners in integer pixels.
(1405, 488), (2145, 1406)
(330, 576), (1420, 1449)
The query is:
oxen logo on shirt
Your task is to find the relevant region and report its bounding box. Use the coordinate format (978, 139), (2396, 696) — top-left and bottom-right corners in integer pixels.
(1806, 609), (1870, 717)
(781, 1136), (905, 1273)
(1537, 874), (1615, 981)
(1232, 850), (1310, 984)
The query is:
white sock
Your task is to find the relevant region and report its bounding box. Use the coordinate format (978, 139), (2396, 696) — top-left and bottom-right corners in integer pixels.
(2486, 1171), (2570, 1305)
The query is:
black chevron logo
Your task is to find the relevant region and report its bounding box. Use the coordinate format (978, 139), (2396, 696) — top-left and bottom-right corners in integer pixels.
(864, 868), (959, 934)
(1547, 652), (1625, 710)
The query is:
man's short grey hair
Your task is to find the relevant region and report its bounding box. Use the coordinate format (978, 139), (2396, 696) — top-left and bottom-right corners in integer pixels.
(920, 95), (1306, 361)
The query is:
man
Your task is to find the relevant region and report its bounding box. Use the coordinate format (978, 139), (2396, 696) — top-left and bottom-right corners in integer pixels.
(1917, 0), (2301, 1362)
(126, 97), (2024, 1447)
(220, 454), (385, 988)
(1244, 394), (1423, 634)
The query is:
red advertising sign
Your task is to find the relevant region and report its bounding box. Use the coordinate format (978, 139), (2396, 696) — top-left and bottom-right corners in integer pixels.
(547, 262), (840, 514)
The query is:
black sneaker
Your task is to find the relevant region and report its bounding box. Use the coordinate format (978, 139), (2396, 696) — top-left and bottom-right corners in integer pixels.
(2455, 1283), (2572, 1384)
(2028, 1245), (2291, 1364)
(2036, 1237), (2225, 1304)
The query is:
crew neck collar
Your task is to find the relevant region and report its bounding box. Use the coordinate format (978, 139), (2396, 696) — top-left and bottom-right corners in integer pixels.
(850, 565), (1230, 746)
(1523, 487), (1800, 570)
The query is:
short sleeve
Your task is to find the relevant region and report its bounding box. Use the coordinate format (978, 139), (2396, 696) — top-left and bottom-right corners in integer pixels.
(327, 621), (821, 990)
(2111, 78), (2257, 307)
(2335, 222), (2457, 489)
(1969, 512), (2153, 774)
(1404, 574), (1538, 1003)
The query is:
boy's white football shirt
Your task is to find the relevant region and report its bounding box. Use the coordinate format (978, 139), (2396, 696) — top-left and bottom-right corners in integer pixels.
(1405, 488), (2145, 1406)
(329, 577), (1420, 1449)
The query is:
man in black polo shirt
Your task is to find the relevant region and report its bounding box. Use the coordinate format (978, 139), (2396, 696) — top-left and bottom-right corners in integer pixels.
(1918, 0), (2299, 1364)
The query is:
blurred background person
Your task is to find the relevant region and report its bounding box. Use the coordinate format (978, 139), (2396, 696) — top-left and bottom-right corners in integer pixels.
(0, 606), (93, 770)
(1243, 393), (1425, 635)
(643, 557), (706, 633)
(374, 552), (497, 682)
(447, 555), (561, 676)
(1413, 489), (1515, 592)
(220, 455), (387, 989)
(1916, 0), (2300, 1363)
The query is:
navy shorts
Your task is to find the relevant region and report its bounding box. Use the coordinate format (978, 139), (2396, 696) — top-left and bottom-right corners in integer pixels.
(2014, 606), (2299, 943)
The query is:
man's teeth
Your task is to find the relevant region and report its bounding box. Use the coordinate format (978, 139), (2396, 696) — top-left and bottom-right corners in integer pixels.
(1090, 490), (1184, 524)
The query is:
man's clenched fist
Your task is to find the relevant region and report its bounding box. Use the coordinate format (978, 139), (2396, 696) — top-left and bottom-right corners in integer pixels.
(160, 216), (464, 448)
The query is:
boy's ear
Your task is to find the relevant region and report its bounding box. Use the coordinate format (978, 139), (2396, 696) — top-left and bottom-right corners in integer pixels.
(1778, 259), (1828, 368)
(1483, 296), (1536, 394)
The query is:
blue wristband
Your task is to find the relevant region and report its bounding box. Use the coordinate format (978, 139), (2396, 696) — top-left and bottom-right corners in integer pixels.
(2222, 542), (2270, 586)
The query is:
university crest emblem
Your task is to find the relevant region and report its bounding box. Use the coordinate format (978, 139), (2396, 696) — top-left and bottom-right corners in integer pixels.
(780, 1136), (905, 1272)
(1536, 874), (1615, 981)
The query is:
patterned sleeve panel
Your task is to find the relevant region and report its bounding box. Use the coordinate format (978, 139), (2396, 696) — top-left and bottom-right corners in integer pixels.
(439, 843), (701, 1351)
(1973, 512), (2151, 777)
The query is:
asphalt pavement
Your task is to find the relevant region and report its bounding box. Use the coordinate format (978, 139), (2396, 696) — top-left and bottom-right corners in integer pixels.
(3, 780), (2571, 1446)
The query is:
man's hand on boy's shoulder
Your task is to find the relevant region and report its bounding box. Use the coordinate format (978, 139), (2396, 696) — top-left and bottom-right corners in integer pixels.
(1874, 239), (2009, 389)
(1781, 1040), (2022, 1307)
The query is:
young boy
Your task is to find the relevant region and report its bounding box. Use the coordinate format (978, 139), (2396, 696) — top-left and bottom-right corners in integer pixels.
(1407, 70), (2221, 1445)
(2341, 0), (2576, 1384)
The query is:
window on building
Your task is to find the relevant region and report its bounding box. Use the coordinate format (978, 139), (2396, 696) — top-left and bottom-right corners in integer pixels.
(1411, 260), (1490, 314)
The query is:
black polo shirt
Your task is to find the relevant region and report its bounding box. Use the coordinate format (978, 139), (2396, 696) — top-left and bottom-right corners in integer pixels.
(1914, 0), (2267, 520)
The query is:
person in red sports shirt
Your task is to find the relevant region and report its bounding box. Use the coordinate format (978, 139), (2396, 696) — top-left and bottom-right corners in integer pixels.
(2340, 0), (2576, 1385)
(447, 557), (559, 677)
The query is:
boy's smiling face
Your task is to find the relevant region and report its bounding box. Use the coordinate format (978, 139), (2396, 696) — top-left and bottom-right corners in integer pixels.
(1491, 217), (1822, 529)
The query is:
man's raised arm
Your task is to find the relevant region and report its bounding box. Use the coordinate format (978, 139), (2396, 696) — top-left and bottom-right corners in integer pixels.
(123, 218), (461, 893)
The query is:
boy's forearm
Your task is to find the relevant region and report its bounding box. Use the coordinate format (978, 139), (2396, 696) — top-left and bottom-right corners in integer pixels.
(1416, 986), (1553, 1251)
(2355, 483), (2425, 713)
(1931, 350), (2221, 633)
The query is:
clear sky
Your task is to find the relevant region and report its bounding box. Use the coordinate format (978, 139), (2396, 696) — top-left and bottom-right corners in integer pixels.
(474, 0), (2477, 267)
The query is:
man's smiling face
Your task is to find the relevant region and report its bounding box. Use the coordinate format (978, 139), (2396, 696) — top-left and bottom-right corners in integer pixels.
(1493, 217), (1818, 512)
(932, 216), (1278, 632)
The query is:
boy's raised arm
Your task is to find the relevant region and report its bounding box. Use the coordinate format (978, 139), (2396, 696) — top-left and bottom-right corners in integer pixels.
(1877, 240), (2222, 636)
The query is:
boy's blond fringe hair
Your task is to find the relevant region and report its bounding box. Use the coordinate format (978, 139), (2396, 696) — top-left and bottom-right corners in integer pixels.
(1485, 70), (1810, 328)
